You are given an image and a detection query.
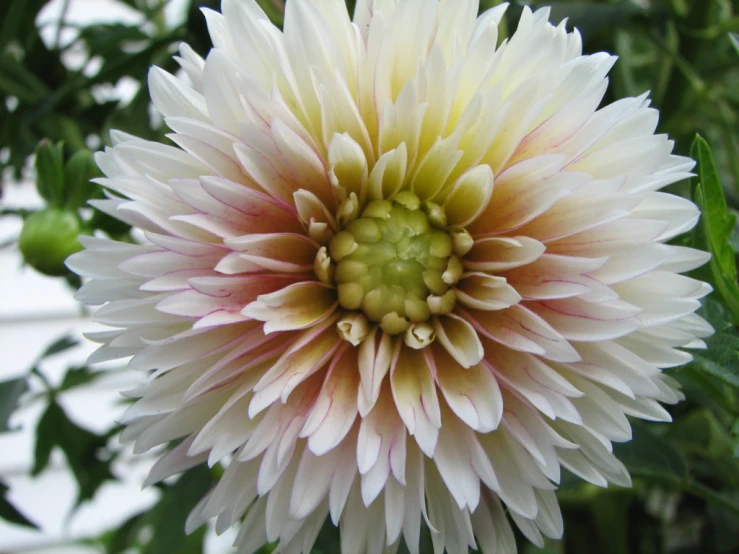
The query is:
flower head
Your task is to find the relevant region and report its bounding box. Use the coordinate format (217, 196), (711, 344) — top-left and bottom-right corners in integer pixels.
(68, 0), (713, 552)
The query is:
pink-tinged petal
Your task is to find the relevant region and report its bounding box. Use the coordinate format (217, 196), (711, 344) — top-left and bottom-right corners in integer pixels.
(471, 492), (517, 554)
(158, 274), (304, 327)
(484, 346), (583, 423)
(502, 254), (614, 302)
(469, 155), (582, 237)
(390, 346), (441, 457)
(357, 383), (406, 505)
(515, 192), (641, 243)
(301, 346), (360, 455)
(431, 345), (503, 433)
(613, 271), (710, 327)
(290, 428), (357, 521)
(170, 177), (301, 239)
(545, 217), (668, 257)
(442, 165), (494, 227)
(121, 248), (223, 278)
(464, 236), (546, 272)
(528, 297), (641, 342)
(239, 374), (323, 490)
(294, 189), (339, 242)
(144, 436), (209, 487)
(433, 404), (498, 511)
(222, 233), (319, 273)
(455, 273), (522, 311)
(588, 243), (672, 285)
(148, 66), (209, 122)
(249, 319), (341, 417)
(199, 176), (300, 228)
(434, 313), (484, 369)
(243, 281), (338, 333)
(236, 120), (334, 209)
(464, 304), (580, 362)
(167, 133), (245, 183)
(357, 328), (396, 416)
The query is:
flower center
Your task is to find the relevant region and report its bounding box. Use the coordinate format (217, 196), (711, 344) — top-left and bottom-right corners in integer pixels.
(327, 192), (460, 334)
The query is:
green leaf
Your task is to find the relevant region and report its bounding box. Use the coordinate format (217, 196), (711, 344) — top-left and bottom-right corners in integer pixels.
(63, 149), (100, 210)
(0, 377), (27, 432)
(34, 140), (66, 207)
(95, 466), (213, 554)
(534, 1), (641, 40)
(38, 335), (78, 361)
(690, 135), (739, 323)
(32, 401), (114, 507)
(0, 481), (37, 529)
(613, 423), (687, 483)
(141, 466), (212, 554)
(690, 322), (739, 389)
(666, 409), (736, 460)
(730, 32), (739, 55)
(255, 0), (284, 28)
(59, 366), (104, 391)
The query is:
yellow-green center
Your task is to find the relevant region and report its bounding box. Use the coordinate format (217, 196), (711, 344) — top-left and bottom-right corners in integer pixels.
(328, 193), (459, 334)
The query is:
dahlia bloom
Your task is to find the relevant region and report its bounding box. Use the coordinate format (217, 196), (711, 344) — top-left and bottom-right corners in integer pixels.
(67, 0), (713, 552)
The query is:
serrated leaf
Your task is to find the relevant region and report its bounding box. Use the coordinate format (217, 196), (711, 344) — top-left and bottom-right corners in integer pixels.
(691, 324), (739, 389)
(0, 481), (37, 529)
(0, 377), (27, 433)
(32, 401), (114, 507)
(690, 135), (739, 323)
(613, 423), (687, 483)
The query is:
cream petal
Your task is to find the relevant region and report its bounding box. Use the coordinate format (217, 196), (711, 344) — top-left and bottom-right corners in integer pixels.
(357, 329), (396, 416)
(390, 347), (441, 456)
(357, 384), (407, 505)
(148, 66), (209, 122)
(223, 232), (318, 273)
(502, 253), (612, 302)
(529, 297), (642, 342)
(464, 236), (546, 272)
(246, 335), (332, 418)
(300, 346), (360, 455)
(433, 313), (484, 369)
(242, 281), (338, 334)
(328, 132), (369, 200)
(431, 345), (503, 433)
(443, 165), (494, 227)
(465, 304), (580, 362)
(367, 143), (408, 200)
(455, 273), (522, 311)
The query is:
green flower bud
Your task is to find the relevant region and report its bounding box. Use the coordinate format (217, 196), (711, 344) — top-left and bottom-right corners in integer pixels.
(19, 209), (83, 277)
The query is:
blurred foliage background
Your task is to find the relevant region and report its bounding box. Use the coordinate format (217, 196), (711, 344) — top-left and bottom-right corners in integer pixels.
(0, 0), (738, 553)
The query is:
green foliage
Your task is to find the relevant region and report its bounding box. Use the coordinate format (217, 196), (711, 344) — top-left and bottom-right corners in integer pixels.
(0, 377), (27, 432)
(95, 466), (213, 554)
(32, 400), (115, 507)
(690, 135), (739, 323)
(0, 481), (37, 529)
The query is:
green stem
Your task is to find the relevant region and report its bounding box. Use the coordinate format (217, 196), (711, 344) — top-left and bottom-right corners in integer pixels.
(684, 480), (739, 517)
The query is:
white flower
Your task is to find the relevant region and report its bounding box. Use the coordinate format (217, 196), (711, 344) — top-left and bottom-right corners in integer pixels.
(67, 1), (713, 552)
